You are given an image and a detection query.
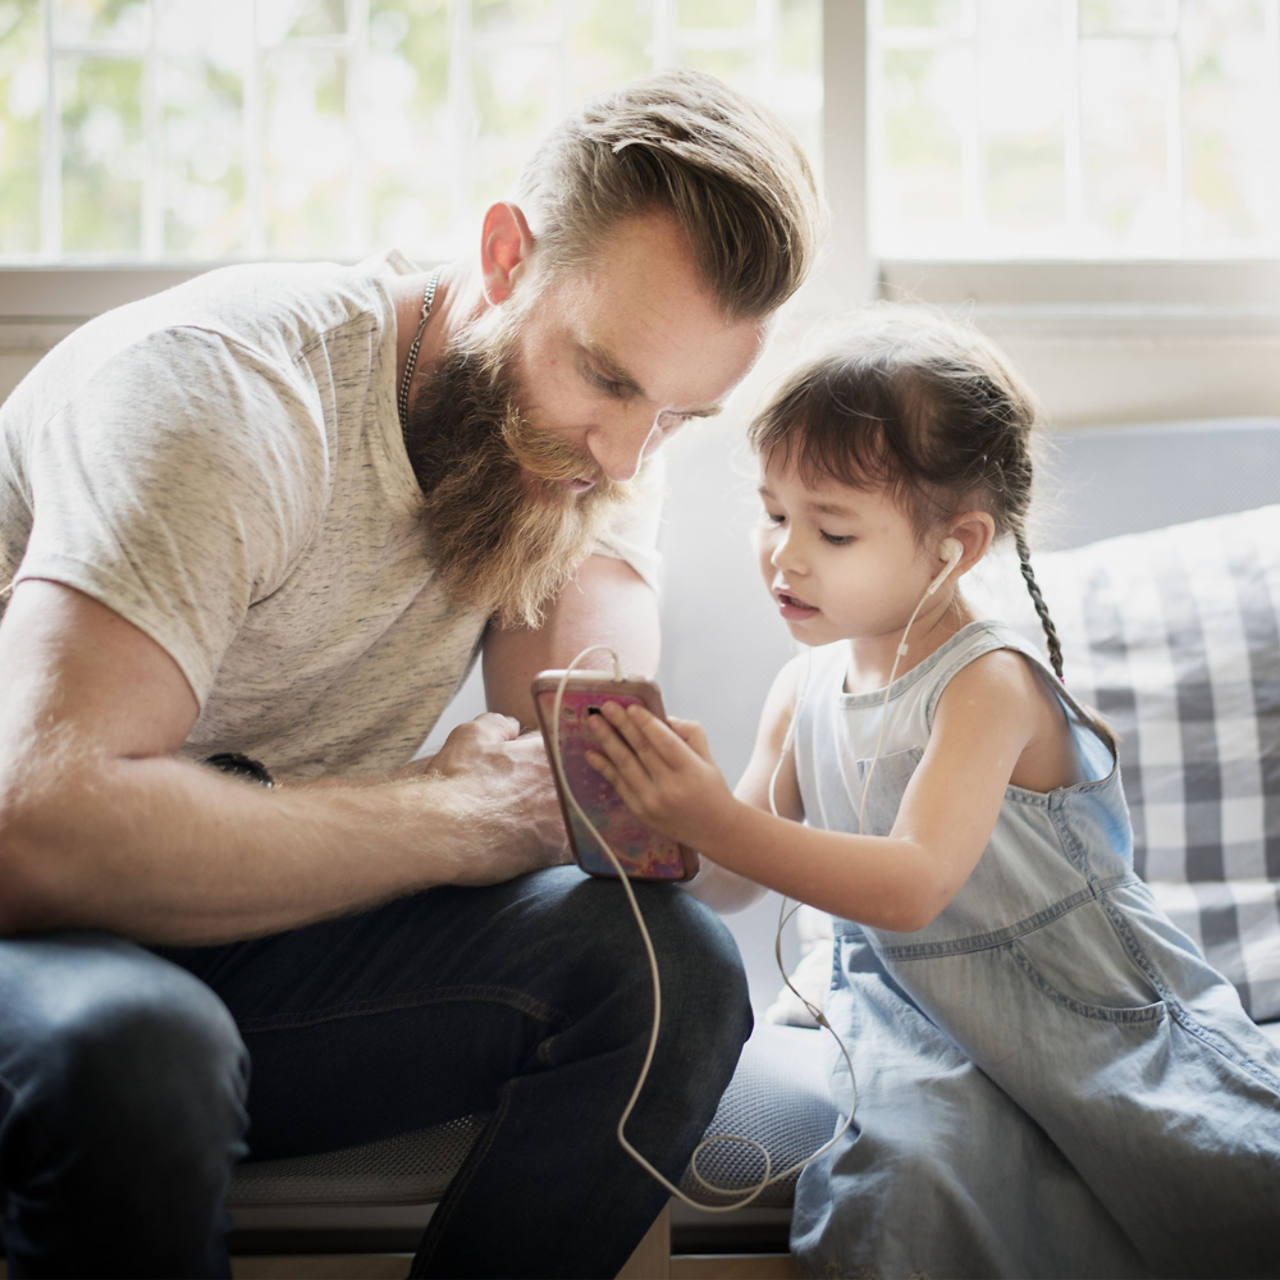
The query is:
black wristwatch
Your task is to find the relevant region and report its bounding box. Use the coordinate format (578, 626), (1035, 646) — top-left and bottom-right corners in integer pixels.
(204, 752), (275, 788)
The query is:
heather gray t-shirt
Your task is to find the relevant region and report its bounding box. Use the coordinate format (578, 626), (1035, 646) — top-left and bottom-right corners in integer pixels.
(0, 252), (662, 780)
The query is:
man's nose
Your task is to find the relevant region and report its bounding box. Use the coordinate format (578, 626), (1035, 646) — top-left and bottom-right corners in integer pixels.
(585, 412), (663, 483)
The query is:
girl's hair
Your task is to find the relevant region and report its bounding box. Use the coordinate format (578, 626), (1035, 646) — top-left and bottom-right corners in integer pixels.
(748, 306), (1065, 678)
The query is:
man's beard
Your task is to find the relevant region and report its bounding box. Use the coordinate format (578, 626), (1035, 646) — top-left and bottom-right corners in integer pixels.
(403, 327), (628, 629)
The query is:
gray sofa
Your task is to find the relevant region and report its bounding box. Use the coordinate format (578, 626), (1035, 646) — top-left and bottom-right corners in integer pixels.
(224, 417), (1280, 1274)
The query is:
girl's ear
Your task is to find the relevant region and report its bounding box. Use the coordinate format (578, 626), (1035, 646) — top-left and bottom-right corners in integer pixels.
(478, 202), (536, 306)
(947, 510), (997, 574)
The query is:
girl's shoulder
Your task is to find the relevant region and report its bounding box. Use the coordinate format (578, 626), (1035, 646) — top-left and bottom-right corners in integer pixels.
(922, 621), (1050, 720)
(932, 635), (1102, 792)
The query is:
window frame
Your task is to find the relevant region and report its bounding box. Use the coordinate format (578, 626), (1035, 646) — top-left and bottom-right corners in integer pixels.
(3, 1), (1280, 346)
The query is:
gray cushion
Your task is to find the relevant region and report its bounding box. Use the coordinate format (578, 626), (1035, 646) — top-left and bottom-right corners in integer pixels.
(228, 1022), (837, 1216)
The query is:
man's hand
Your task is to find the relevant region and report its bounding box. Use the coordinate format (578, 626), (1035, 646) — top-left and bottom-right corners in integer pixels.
(425, 712), (572, 884)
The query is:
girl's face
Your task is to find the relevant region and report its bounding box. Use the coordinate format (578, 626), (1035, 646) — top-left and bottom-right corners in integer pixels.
(754, 451), (946, 650)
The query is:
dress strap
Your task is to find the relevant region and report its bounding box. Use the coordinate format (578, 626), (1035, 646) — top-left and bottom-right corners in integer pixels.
(922, 621), (1113, 753)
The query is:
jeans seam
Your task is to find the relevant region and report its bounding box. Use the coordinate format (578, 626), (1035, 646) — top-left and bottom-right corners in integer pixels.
(875, 881), (1134, 960)
(408, 1079), (514, 1277)
(236, 984), (571, 1035)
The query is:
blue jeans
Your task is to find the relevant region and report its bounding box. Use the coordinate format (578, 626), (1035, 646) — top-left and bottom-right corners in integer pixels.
(0, 867), (751, 1278)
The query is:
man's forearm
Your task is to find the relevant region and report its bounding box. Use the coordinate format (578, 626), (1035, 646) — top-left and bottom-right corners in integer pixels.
(0, 753), (510, 944)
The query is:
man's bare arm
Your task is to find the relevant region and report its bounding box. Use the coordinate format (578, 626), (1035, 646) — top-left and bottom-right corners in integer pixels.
(482, 554), (661, 729)
(0, 580), (567, 944)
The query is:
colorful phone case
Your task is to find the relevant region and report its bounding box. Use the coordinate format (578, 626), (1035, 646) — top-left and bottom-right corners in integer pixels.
(532, 677), (699, 881)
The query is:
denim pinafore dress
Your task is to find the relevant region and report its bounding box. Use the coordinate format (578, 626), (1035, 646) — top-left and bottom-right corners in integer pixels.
(788, 621), (1280, 1279)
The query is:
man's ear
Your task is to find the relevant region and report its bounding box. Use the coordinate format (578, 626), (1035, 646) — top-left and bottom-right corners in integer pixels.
(479, 202), (536, 306)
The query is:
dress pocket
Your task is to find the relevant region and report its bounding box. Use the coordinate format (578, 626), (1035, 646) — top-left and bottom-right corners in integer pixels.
(1009, 898), (1166, 1022)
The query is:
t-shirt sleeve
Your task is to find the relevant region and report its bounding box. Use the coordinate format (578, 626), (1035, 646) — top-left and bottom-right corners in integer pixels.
(589, 452), (665, 592)
(16, 326), (326, 706)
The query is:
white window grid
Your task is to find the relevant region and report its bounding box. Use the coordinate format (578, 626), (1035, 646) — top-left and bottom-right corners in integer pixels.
(869, 0), (1280, 260)
(21, 0), (819, 265)
(6, 1), (1280, 329)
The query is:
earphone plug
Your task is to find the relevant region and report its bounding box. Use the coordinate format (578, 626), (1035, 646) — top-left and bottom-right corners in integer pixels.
(925, 537), (965, 596)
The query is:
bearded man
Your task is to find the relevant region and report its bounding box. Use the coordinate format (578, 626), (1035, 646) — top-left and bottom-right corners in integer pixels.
(0, 69), (819, 1278)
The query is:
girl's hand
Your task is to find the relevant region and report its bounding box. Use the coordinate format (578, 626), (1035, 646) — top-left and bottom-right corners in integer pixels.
(584, 702), (737, 851)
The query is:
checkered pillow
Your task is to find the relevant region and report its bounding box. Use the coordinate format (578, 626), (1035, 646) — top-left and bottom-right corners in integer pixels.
(985, 504), (1280, 1022)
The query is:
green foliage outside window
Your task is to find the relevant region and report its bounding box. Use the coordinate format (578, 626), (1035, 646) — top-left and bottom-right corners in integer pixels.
(2, 0), (820, 263)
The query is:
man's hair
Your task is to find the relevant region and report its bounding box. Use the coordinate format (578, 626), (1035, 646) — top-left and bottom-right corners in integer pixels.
(514, 68), (822, 320)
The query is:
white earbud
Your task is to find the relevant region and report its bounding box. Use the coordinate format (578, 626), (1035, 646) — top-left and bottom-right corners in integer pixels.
(925, 537), (964, 596)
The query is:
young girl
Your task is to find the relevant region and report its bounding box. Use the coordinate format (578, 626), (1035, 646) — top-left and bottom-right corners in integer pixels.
(584, 308), (1280, 1278)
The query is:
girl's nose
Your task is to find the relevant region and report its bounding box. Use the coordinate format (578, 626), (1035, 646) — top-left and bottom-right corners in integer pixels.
(770, 528), (805, 574)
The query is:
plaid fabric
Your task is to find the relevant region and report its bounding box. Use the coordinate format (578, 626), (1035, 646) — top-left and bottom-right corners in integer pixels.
(985, 504), (1280, 1021)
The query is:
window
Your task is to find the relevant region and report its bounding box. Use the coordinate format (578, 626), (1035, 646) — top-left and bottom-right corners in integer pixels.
(0, 0), (821, 264)
(3, 1), (1279, 336)
(871, 0), (1280, 260)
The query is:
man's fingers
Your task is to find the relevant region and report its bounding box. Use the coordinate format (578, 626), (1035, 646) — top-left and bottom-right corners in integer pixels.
(475, 711), (522, 740)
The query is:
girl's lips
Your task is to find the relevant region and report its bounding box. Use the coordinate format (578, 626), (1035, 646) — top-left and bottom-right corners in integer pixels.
(562, 477), (597, 493)
(775, 589), (818, 620)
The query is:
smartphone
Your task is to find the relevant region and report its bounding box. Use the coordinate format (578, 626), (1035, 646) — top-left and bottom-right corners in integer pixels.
(531, 670), (700, 882)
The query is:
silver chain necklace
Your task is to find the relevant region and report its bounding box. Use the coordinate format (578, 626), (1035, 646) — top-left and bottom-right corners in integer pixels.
(397, 266), (442, 430)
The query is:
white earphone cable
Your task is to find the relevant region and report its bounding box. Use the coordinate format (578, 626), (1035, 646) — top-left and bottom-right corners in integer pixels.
(546, 646), (856, 1211)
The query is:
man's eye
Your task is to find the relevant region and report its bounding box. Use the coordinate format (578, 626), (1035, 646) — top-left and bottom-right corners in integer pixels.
(587, 367), (630, 398)
(657, 410), (693, 432)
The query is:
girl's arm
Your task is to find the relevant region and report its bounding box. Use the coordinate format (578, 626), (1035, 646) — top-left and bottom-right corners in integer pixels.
(587, 650), (1042, 932)
(664, 659), (805, 913)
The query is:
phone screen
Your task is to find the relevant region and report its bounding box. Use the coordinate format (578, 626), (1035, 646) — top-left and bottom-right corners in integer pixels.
(536, 687), (694, 880)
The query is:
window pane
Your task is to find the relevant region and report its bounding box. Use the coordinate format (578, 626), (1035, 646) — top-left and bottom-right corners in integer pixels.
(1079, 37), (1176, 252)
(880, 0), (973, 32)
(1182, 0), (1275, 251)
(157, 0), (253, 59)
(473, 0), (558, 39)
(565, 0), (652, 103)
(679, 43), (754, 84)
(471, 44), (561, 216)
(365, 0), (451, 257)
(263, 49), (354, 256)
(875, 46), (970, 252)
(980, 0), (1066, 248)
(0, 0), (43, 255)
(1080, 0), (1176, 36)
(59, 56), (144, 254)
(779, 0), (822, 189)
(258, 0), (349, 45)
(161, 58), (247, 257)
(678, 0), (757, 26)
(53, 0), (149, 47)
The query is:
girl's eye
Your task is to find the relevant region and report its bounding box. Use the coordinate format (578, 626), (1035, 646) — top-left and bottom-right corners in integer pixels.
(763, 511), (786, 526)
(821, 531), (853, 546)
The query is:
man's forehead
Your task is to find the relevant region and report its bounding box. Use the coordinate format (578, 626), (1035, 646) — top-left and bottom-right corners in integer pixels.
(580, 318), (761, 416)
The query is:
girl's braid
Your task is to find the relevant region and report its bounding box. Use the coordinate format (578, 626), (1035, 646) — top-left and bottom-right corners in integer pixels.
(1013, 527), (1064, 679)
